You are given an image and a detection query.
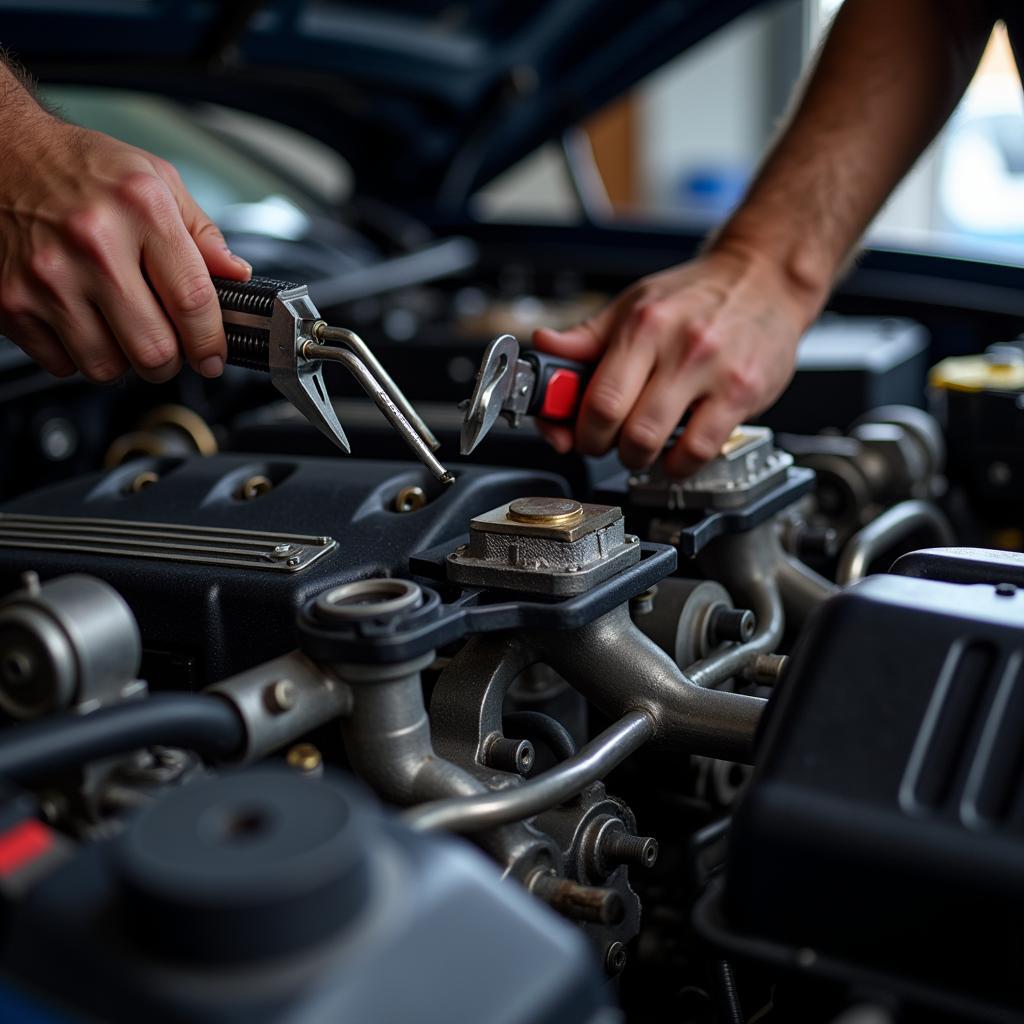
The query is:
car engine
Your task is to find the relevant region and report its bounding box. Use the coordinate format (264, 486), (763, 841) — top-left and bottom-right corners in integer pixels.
(3, 309), (1022, 1024)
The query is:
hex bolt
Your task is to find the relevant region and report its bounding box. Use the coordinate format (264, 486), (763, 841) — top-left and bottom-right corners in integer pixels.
(601, 831), (659, 871)
(604, 941), (628, 976)
(485, 736), (535, 775)
(529, 872), (625, 925)
(996, 582), (1017, 598)
(263, 678), (297, 714)
(708, 605), (756, 646)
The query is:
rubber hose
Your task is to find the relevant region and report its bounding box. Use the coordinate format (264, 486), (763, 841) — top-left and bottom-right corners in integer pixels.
(0, 694), (245, 784)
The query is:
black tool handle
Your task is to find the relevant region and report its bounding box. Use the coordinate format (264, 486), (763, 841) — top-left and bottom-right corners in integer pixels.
(213, 275), (299, 373)
(522, 351), (593, 422)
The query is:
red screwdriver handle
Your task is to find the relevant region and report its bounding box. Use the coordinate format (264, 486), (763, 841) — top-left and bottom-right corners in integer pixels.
(522, 351), (593, 422)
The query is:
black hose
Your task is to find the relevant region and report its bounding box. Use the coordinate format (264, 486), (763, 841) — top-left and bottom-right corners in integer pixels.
(503, 711), (577, 762)
(714, 960), (745, 1024)
(0, 694), (245, 784)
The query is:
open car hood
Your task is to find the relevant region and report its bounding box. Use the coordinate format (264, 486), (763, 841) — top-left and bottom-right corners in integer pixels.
(0, 0), (767, 208)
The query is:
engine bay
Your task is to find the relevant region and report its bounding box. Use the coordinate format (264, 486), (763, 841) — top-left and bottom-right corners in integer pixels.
(1, 263), (1023, 1024)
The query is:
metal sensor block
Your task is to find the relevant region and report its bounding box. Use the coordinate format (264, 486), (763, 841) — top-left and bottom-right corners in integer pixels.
(630, 426), (793, 511)
(446, 497), (641, 596)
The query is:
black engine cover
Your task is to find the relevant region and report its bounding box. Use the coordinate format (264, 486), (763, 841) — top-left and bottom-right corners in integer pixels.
(0, 455), (569, 686)
(716, 570), (1024, 1020)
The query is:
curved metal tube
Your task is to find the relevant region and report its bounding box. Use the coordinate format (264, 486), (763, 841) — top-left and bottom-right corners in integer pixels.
(403, 710), (655, 833)
(534, 605), (765, 763)
(776, 552), (837, 624)
(302, 341), (453, 484)
(314, 323), (440, 451)
(684, 578), (785, 689)
(837, 499), (954, 585)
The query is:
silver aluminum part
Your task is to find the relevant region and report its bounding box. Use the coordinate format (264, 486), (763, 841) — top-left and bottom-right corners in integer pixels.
(0, 573), (141, 719)
(836, 498), (955, 585)
(402, 711), (655, 833)
(630, 425), (793, 510)
(447, 502), (640, 595)
(207, 650), (351, 763)
(268, 285), (351, 454)
(335, 649), (556, 879)
(531, 604), (765, 760)
(0, 514), (337, 574)
(316, 324), (440, 451)
(302, 341), (454, 485)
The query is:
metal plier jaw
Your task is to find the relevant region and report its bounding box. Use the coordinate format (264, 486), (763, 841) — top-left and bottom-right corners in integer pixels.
(269, 285), (350, 454)
(217, 276), (451, 484)
(459, 334), (591, 455)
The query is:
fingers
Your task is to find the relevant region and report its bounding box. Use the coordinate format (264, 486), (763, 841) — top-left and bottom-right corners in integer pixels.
(619, 370), (701, 470)
(2, 315), (76, 377)
(663, 397), (741, 478)
(534, 317), (609, 363)
(176, 186), (252, 283)
(534, 418), (574, 454)
(45, 298), (131, 382)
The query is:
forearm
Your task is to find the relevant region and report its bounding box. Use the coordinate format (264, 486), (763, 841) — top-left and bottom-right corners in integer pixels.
(714, 0), (996, 310)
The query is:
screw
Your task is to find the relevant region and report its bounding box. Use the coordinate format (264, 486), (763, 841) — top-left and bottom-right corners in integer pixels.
(743, 653), (789, 685)
(270, 544), (295, 559)
(19, 571), (40, 595)
(626, 534), (638, 544)
(996, 582), (1017, 597)
(708, 605), (756, 645)
(264, 679), (297, 714)
(604, 941), (628, 976)
(286, 556), (301, 567)
(530, 872), (625, 925)
(127, 470), (159, 494)
(602, 831), (659, 870)
(485, 736), (534, 775)
(394, 485), (427, 513)
(287, 742), (323, 775)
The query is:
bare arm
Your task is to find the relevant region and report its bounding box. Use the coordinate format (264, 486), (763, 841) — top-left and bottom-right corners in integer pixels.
(0, 54), (251, 381)
(535, 0), (995, 476)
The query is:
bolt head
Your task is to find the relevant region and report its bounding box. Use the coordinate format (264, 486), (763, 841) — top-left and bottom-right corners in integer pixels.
(264, 679), (297, 714)
(604, 941), (628, 975)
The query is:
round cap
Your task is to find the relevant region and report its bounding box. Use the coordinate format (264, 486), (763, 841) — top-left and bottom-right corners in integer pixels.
(113, 769), (370, 964)
(507, 496), (584, 525)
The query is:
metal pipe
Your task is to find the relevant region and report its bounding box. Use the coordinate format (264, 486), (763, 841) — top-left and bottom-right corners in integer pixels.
(301, 341), (453, 484)
(403, 710), (654, 833)
(684, 580), (784, 689)
(836, 499), (954, 585)
(314, 323), (440, 451)
(776, 551), (837, 625)
(533, 606), (765, 763)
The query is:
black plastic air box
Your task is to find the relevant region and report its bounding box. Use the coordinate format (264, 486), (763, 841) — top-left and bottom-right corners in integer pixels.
(710, 570), (1024, 1019)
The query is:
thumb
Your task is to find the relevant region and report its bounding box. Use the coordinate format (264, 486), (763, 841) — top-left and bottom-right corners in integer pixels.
(533, 306), (614, 363)
(181, 195), (252, 281)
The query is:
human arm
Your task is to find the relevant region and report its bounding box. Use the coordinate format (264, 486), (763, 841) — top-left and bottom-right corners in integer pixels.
(0, 54), (251, 382)
(534, 0), (996, 475)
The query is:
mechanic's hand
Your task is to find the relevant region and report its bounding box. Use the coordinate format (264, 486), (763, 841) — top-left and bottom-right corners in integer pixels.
(532, 244), (820, 477)
(0, 115), (251, 382)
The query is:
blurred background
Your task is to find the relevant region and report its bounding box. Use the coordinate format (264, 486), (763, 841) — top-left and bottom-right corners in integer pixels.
(39, 2), (1024, 259)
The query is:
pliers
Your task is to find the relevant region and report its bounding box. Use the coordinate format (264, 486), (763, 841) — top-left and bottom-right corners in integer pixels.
(215, 276), (452, 484)
(459, 334), (592, 455)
